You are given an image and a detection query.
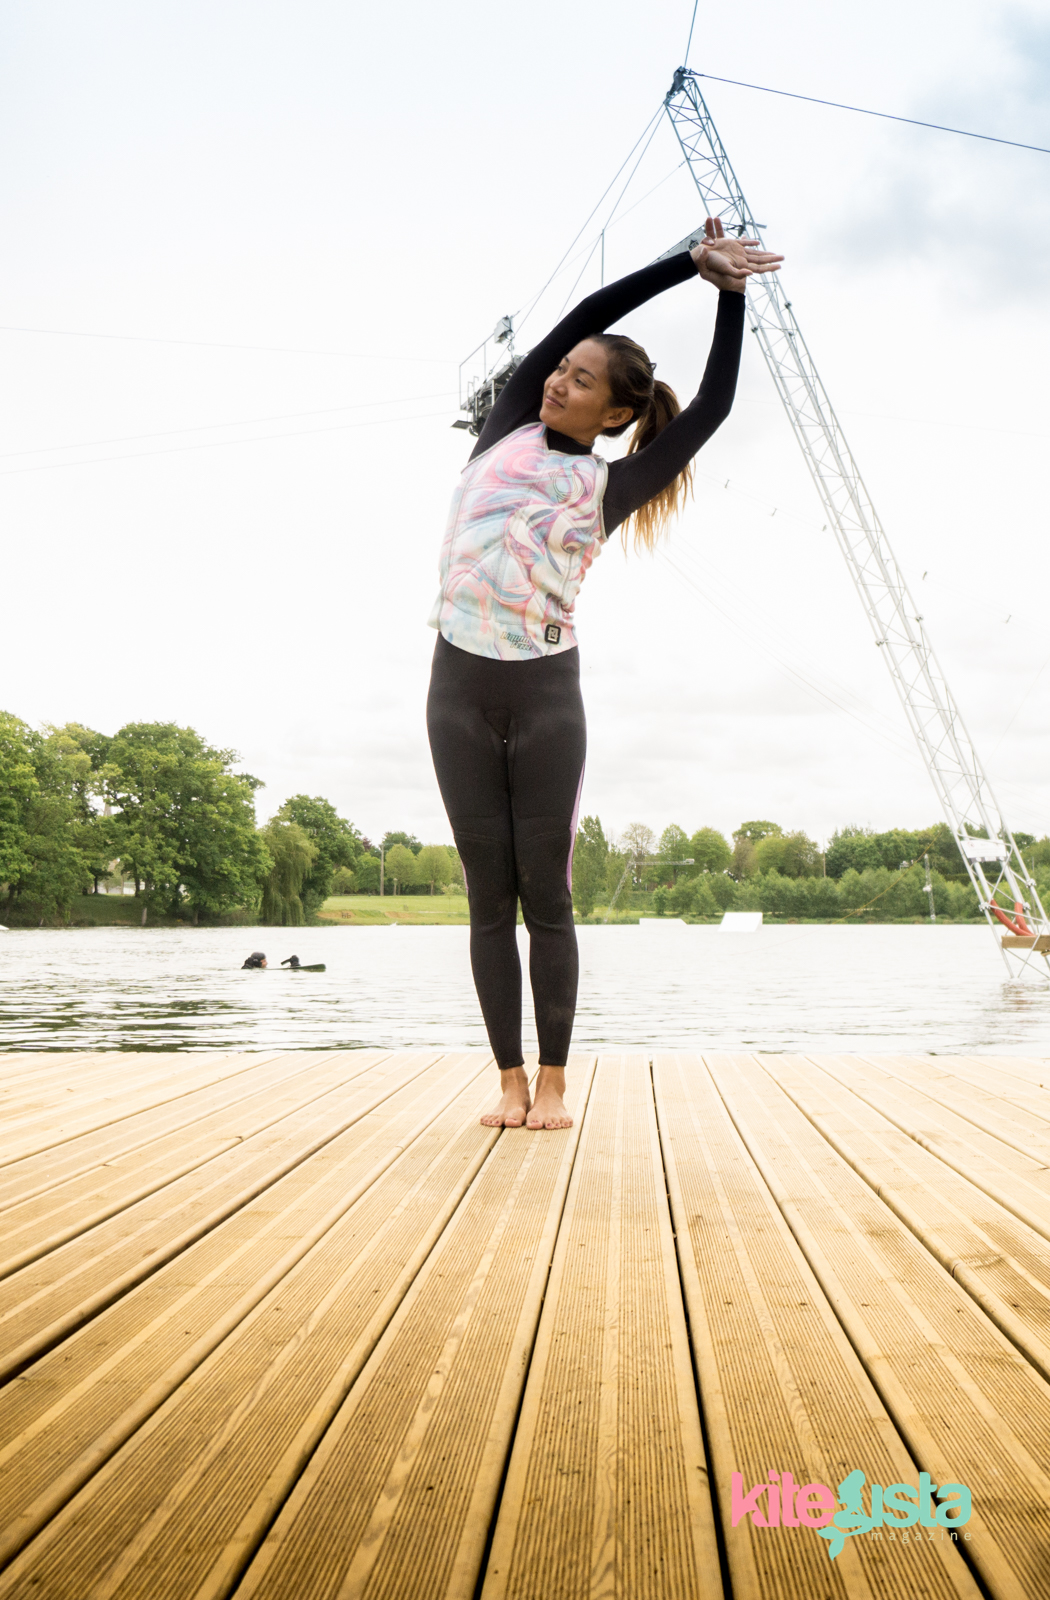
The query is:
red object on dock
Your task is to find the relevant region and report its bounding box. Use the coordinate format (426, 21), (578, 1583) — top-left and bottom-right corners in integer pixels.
(988, 899), (1033, 936)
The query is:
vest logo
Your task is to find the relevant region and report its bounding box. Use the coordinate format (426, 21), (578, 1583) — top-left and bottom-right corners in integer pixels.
(544, 623), (562, 644)
(500, 630), (531, 650)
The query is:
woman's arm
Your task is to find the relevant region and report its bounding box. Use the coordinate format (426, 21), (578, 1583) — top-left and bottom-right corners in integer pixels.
(602, 290), (746, 534)
(469, 253), (701, 459)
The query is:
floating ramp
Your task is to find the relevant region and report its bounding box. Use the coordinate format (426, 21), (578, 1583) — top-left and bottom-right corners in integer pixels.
(0, 1047), (1048, 1598)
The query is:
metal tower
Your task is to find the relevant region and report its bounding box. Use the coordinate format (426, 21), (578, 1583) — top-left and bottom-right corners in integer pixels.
(662, 67), (1049, 978)
(453, 315), (523, 437)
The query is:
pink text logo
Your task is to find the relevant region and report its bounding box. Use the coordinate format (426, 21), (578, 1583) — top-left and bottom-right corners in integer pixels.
(731, 1469), (972, 1560)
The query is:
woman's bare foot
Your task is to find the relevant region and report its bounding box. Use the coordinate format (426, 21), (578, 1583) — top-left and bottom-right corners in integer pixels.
(480, 1066), (531, 1128)
(526, 1065), (573, 1130)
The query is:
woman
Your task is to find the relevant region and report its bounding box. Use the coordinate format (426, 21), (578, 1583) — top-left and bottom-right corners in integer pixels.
(427, 218), (782, 1130)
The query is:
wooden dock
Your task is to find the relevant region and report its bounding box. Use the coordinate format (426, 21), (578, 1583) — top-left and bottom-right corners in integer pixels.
(1, 1046), (1049, 1599)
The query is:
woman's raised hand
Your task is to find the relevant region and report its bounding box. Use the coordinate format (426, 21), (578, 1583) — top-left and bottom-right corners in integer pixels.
(690, 216), (783, 293)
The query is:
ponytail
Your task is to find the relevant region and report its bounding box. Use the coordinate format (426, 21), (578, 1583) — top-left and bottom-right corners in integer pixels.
(590, 334), (694, 552)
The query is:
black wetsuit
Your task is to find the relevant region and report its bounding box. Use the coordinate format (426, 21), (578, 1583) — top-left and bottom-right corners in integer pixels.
(426, 257), (745, 1069)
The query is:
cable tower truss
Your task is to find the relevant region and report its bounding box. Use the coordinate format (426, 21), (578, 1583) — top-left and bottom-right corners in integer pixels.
(661, 66), (1048, 978)
(453, 316), (522, 437)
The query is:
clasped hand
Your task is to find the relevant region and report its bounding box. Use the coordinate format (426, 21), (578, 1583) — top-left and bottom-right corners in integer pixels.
(690, 216), (783, 293)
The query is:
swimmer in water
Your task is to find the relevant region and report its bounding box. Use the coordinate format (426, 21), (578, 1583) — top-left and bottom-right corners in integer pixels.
(242, 951), (267, 969)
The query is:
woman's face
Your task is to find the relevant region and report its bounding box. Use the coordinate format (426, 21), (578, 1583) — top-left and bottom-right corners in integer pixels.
(539, 339), (634, 446)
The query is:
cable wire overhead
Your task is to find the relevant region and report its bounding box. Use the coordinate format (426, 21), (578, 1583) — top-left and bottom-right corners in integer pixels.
(690, 71), (1050, 157)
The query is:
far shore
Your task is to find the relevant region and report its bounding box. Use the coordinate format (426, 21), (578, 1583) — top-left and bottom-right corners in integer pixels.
(3, 890), (986, 930)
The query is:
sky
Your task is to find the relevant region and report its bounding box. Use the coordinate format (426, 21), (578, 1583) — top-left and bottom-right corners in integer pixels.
(2, 0), (1049, 851)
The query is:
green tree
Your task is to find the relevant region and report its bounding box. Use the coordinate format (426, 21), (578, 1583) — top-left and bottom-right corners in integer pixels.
(382, 830), (422, 854)
(604, 846), (630, 905)
(355, 853), (382, 893)
(416, 844), (453, 894)
(735, 820), (782, 844)
(259, 819), (317, 925)
(825, 827), (882, 877)
(732, 820), (780, 879)
(277, 795), (363, 917)
(445, 847), (465, 893)
(330, 865), (357, 894)
(0, 712), (38, 895)
(826, 822), (966, 882)
(706, 873), (739, 911)
(45, 723), (117, 892)
(687, 827), (731, 875)
(658, 823), (690, 882)
(0, 713), (108, 920)
(754, 830), (821, 878)
(103, 723), (265, 924)
(668, 877), (702, 916)
(572, 815), (609, 918)
(690, 878), (721, 917)
(385, 843), (418, 895)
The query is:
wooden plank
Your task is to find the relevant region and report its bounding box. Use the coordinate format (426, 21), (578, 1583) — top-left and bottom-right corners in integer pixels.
(0, 1050), (443, 1379)
(0, 1051), (397, 1278)
(907, 1054), (1050, 1117)
(650, 1052), (981, 1600)
(967, 1055), (1050, 1089)
(233, 1056), (598, 1600)
(0, 1052), (132, 1100)
(806, 1054), (1050, 1238)
(0, 1050), (374, 1214)
(482, 1055), (719, 1600)
(2, 1047), (1049, 1600)
(706, 1052), (1050, 1600)
(764, 1055), (1050, 1385)
(0, 1051), (267, 1125)
(855, 1054), (1050, 1167)
(0, 1052), (493, 1586)
(0, 1051), (311, 1167)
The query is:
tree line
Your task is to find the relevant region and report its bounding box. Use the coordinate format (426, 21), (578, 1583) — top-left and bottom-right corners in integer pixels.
(5, 711), (1047, 927)
(0, 714), (460, 927)
(570, 817), (1050, 923)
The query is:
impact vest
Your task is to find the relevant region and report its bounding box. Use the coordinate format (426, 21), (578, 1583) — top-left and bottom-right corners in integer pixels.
(428, 421), (609, 660)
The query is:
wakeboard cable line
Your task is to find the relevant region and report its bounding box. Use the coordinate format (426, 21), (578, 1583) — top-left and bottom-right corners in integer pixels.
(686, 71), (1050, 159)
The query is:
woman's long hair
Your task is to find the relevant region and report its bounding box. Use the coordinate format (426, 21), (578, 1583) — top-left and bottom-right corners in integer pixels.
(590, 333), (693, 551)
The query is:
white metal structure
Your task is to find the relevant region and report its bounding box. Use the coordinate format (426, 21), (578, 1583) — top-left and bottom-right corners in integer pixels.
(662, 66), (1049, 978)
(453, 316), (522, 437)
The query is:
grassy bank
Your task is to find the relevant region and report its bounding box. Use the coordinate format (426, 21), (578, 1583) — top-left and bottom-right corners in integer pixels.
(317, 894), (471, 926)
(1, 896), (257, 930)
(4, 890), (986, 931)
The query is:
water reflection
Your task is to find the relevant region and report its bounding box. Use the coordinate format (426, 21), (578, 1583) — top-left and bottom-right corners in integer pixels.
(1, 924), (1048, 1055)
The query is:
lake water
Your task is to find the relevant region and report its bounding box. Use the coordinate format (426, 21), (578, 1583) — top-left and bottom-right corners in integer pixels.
(1, 923), (1049, 1056)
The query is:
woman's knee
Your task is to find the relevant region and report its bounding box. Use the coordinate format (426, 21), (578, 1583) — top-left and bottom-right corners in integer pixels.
(454, 829), (518, 925)
(515, 827), (574, 928)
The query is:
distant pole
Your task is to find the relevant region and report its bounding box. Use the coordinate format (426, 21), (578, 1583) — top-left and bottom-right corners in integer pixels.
(380, 844), (385, 898)
(924, 853), (936, 921)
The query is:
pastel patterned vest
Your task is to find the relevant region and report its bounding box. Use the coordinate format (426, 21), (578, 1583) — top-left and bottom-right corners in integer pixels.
(428, 421), (609, 660)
